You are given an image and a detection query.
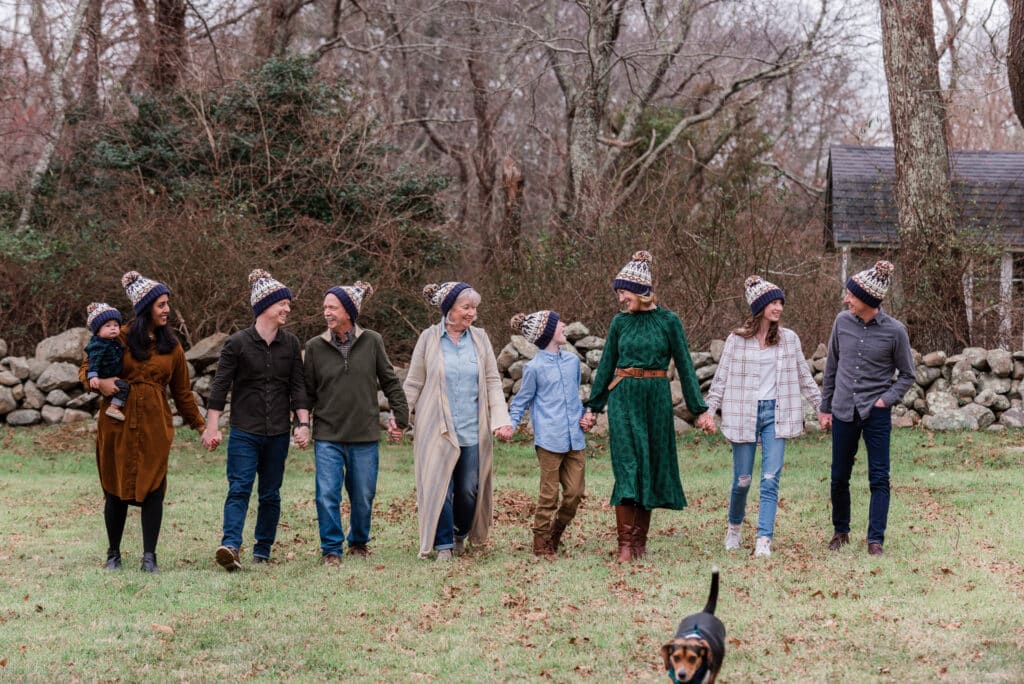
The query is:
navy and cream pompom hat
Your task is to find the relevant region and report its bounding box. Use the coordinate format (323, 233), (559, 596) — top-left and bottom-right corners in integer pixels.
(510, 310), (560, 350)
(847, 260), (893, 309)
(249, 269), (292, 317)
(423, 282), (472, 317)
(327, 281), (374, 323)
(613, 251), (653, 295)
(121, 271), (170, 316)
(744, 276), (785, 317)
(86, 302), (122, 334)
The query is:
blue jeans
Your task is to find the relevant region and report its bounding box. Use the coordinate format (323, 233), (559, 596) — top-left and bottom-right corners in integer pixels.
(831, 406), (892, 545)
(433, 444), (480, 551)
(728, 400), (786, 539)
(221, 428), (290, 559)
(314, 440), (379, 555)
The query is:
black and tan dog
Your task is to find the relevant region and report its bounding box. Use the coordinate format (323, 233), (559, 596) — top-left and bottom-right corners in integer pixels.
(661, 568), (726, 684)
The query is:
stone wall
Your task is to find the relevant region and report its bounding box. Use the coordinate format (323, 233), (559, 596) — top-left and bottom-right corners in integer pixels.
(3, 324), (1024, 432)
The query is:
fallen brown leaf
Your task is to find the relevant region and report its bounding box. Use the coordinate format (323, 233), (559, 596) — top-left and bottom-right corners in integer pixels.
(151, 623), (175, 635)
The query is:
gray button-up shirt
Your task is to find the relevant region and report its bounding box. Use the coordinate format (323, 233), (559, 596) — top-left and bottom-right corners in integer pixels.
(820, 309), (914, 422)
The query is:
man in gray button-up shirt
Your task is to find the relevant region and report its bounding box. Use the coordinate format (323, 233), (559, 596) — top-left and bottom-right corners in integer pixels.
(820, 261), (913, 557)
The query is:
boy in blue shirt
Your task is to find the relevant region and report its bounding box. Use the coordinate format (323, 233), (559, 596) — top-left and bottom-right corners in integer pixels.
(505, 310), (589, 557)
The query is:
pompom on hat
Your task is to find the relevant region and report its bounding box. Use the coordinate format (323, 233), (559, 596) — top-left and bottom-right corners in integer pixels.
(86, 302), (122, 334)
(248, 269), (293, 317)
(846, 260), (894, 309)
(423, 282), (472, 317)
(744, 276), (785, 317)
(327, 281), (374, 323)
(613, 251), (653, 295)
(510, 310), (560, 350)
(121, 271), (170, 316)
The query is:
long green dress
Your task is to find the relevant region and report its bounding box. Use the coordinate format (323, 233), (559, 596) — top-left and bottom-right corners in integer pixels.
(586, 307), (707, 510)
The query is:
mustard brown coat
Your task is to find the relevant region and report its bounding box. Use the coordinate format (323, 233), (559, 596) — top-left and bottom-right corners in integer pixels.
(79, 330), (205, 502)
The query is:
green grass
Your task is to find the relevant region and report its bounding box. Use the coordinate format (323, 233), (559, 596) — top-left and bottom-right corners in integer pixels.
(1, 424), (1022, 682)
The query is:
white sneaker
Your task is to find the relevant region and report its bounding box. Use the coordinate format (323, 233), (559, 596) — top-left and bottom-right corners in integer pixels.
(724, 524), (742, 551)
(435, 549), (453, 562)
(754, 536), (772, 557)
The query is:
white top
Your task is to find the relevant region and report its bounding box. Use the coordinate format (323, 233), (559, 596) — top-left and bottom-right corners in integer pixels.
(757, 345), (778, 400)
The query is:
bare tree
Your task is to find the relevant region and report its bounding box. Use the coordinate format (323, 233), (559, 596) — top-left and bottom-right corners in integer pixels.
(15, 0), (91, 233)
(879, 0), (968, 349)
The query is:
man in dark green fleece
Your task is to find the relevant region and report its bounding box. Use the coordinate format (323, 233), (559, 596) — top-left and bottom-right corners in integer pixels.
(304, 281), (409, 565)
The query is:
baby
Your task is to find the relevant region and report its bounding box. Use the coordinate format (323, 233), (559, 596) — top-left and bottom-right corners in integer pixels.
(84, 302), (130, 422)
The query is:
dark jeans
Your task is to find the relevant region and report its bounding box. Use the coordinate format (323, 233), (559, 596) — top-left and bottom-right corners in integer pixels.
(220, 428), (290, 559)
(433, 444), (479, 551)
(830, 406), (892, 545)
(111, 379), (130, 408)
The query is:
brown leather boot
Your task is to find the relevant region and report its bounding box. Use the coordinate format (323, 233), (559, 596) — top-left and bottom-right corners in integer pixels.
(632, 507), (651, 559)
(549, 519), (568, 553)
(614, 505), (634, 562)
(533, 533), (554, 557)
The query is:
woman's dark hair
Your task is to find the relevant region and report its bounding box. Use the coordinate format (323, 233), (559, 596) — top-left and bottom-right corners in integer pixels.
(126, 302), (179, 361)
(733, 314), (780, 346)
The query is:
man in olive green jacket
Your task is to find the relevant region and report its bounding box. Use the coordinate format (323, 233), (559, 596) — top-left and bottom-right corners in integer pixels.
(304, 281), (408, 565)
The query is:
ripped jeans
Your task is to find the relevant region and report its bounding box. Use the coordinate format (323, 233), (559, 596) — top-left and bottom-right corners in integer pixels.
(728, 400), (786, 539)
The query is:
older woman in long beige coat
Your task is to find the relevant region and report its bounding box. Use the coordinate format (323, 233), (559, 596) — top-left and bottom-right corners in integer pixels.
(404, 282), (512, 561)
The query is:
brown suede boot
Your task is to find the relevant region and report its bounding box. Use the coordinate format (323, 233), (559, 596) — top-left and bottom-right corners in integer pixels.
(614, 505), (634, 562)
(533, 533), (554, 557)
(549, 519), (568, 553)
(632, 507), (651, 559)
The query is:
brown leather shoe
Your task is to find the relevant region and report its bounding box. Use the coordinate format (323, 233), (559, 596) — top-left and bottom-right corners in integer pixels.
(347, 544), (371, 558)
(533, 533), (554, 557)
(827, 533), (850, 551)
(322, 553), (342, 567)
(549, 519), (567, 553)
(216, 545), (242, 572)
(867, 542), (884, 556)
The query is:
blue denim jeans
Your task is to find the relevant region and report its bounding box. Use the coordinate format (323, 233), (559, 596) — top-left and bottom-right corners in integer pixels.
(314, 440), (379, 555)
(830, 405), (892, 545)
(433, 444), (480, 551)
(221, 428), (290, 559)
(728, 400), (786, 539)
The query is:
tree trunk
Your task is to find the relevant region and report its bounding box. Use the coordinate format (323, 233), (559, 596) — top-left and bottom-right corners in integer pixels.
(1009, 0), (1024, 128)
(80, 0), (103, 116)
(16, 0), (91, 233)
(151, 0), (186, 91)
(879, 0), (969, 350)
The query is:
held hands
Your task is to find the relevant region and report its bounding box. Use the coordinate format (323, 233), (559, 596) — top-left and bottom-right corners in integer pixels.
(385, 417), (401, 444)
(201, 426), (222, 451)
(579, 411), (597, 433)
(818, 412), (832, 431)
(695, 412), (717, 434)
(293, 424), (310, 449)
(493, 425), (514, 442)
(89, 377), (100, 390)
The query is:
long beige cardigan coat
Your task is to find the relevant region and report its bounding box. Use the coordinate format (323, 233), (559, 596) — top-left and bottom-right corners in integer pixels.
(403, 322), (511, 557)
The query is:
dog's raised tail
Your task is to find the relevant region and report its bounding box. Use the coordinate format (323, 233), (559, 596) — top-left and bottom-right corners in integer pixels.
(703, 567), (720, 615)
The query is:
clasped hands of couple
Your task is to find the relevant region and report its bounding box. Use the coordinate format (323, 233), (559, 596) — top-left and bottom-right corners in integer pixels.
(692, 400), (885, 435)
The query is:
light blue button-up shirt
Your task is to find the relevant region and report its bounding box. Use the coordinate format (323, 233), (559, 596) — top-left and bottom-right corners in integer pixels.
(441, 325), (480, 446)
(508, 350), (586, 453)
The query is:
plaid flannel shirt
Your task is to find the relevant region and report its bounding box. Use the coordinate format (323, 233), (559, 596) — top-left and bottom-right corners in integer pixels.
(704, 328), (821, 443)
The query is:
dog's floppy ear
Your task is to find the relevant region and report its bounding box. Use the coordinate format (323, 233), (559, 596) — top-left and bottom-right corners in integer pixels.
(661, 642), (674, 670)
(698, 644), (711, 665)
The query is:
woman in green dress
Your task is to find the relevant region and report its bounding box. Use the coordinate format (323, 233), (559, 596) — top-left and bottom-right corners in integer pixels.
(581, 251), (708, 562)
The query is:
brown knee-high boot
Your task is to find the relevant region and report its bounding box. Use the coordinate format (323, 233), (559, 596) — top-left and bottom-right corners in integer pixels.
(614, 505), (635, 562)
(632, 507), (651, 559)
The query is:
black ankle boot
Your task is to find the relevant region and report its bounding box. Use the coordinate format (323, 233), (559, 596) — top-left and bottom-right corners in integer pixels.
(140, 552), (159, 573)
(105, 550), (122, 570)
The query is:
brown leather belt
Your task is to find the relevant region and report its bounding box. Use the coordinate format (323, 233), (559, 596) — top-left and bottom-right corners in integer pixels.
(608, 367), (668, 391)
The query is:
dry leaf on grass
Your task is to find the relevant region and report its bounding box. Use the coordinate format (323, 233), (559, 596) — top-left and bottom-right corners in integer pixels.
(150, 623), (175, 635)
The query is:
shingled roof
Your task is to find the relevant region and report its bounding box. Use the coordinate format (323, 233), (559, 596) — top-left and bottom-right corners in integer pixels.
(826, 145), (1024, 249)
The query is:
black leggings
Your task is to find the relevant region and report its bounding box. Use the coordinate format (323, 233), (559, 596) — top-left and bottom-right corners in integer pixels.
(104, 488), (164, 555)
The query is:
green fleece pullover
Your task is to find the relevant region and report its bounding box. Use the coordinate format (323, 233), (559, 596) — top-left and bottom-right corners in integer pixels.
(303, 327), (409, 443)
